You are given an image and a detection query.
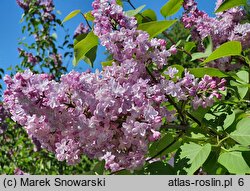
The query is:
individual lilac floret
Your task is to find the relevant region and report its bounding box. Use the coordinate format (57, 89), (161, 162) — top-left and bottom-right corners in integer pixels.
(14, 168), (29, 175)
(164, 67), (178, 78)
(74, 23), (90, 38)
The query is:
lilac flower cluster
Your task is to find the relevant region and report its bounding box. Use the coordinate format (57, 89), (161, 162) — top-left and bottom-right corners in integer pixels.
(50, 53), (62, 66)
(162, 67), (226, 109)
(18, 49), (38, 66)
(92, 0), (170, 70)
(74, 23), (90, 38)
(182, 0), (248, 48)
(16, 0), (55, 21)
(0, 103), (10, 134)
(4, 0), (226, 172)
(3, 66), (172, 171)
(182, 0), (249, 71)
(16, 0), (30, 11)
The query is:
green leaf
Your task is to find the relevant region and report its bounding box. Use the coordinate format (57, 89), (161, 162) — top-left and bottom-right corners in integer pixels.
(74, 33), (88, 46)
(84, 11), (94, 21)
(203, 151), (222, 175)
(146, 161), (175, 175)
(149, 133), (174, 158)
(229, 145), (250, 152)
(189, 67), (229, 78)
(163, 137), (183, 154)
(230, 71), (249, 99)
(191, 106), (211, 123)
(135, 9), (157, 24)
(160, 0), (183, 17)
(191, 36), (213, 61)
(137, 20), (177, 38)
(79, 45), (97, 67)
(230, 118), (250, 145)
(218, 151), (250, 174)
(73, 32), (98, 67)
(126, 5), (146, 17)
(101, 60), (114, 67)
(62, 10), (81, 24)
(180, 143), (211, 174)
(204, 104), (235, 131)
(203, 41), (242, 63)
(184, 42), (196, 53)
(237, 71), (249, 83)
(116, 0), (123, 6)
(215, 0), (247, 13)
(191, 51), (209, 61)
(93, 160), (105, 175)
(223, 110), (235, 129)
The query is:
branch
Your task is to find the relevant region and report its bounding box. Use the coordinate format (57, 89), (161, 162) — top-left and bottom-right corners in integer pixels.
(161, 124), (189, 130)
(81, 12), (92, 30)
(146, 132), (184, 162)
(127, 0), (136, 10)
(185, 111), (201, 126)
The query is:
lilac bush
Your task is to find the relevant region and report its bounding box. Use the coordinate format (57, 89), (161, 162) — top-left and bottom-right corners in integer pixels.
(3, 0), (227, 172)
(2, 0), (250, 175)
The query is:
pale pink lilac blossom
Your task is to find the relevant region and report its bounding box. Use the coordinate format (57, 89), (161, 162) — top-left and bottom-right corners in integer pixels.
(4, 0), (226, 172)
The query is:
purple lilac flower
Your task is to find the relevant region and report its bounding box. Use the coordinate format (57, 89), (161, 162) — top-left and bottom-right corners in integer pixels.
(92, 0), (171, 70)
(162, 68), (226, 110)
(182, 0), (245, 47)
(14, 168), (29, 175)
(16, 0), (30, 11)
(3, 66), (171, 171)
(74, 23), (90, 38)
(181, 0), (249, 71)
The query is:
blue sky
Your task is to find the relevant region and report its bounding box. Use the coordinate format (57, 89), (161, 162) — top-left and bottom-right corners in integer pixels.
(0, 0), (217, 93)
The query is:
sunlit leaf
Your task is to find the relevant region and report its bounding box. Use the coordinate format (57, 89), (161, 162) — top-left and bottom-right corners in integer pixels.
(203, 41), (242, 63)
(62, 10), (81, 24)
(126, 5), (146, 17)
(160, 0), (183, 17)
(180, 143), (211, 174)
(73, 32), (98, 67)
(137, 20), (177, 38)
(230, 118), (250, 145)
(215, 0), (247, 13)
(218, 151), (250, 174)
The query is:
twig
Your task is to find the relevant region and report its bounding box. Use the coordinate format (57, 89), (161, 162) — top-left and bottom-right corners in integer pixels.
(127, 0), (136, 10)
(185, 111), (201, 126)
(161, 124), (189, 130)
(162, 31), (175, 44)
(146, 132), (184, 162)
(81, 13), (92, 30)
